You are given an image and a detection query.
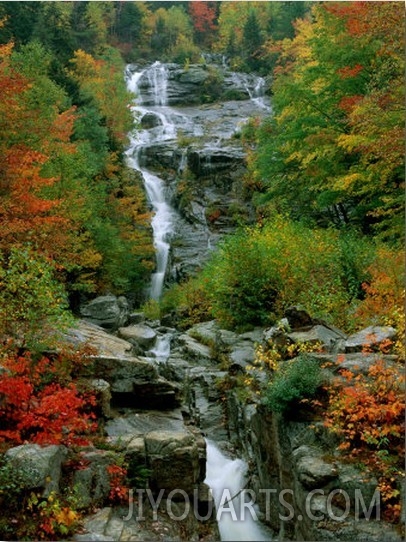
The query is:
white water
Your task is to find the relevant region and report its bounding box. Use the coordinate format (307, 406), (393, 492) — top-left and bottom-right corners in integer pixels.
(125, 61), (270, 300)
(230, 72), (270, 111)
(205, 440), (271, 541)
(148, 334), (171, 362)
(125, 62), (177, 300)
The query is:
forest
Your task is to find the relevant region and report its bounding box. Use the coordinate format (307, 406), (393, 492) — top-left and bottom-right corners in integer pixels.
(0, 1), (404, 539)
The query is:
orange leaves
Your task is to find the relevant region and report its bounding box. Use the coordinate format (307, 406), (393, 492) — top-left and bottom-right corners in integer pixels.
(0, 43), (78, 262)
(337, 63), (364, 79)
(0, 145), (64, 251)
(325, 357), (405, 521)
(355, 247), (405, 346)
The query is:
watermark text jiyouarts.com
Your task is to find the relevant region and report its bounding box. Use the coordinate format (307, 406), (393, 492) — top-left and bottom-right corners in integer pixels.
(122, 487), (380, 523)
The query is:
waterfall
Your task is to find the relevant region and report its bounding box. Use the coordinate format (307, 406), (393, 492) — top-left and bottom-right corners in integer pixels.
(230, 72), (270, 111)
(205, 440), (271, 541)
(125, 63), (177, 300)
(148, 334), (171, 361)
(124, 61), (270, 299)
(146, 61), (169, 106)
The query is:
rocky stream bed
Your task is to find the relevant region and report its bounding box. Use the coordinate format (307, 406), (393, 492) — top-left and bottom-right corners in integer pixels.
(6, 294), (402, 541)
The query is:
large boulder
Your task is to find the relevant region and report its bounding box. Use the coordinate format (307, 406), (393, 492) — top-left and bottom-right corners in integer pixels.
(187, 146), (245, 177)
(293, 445), (338, 490)
(5, 444), (67, 497)
(106, 410), (205, 497)
(85, 356), (181, 409)
(145, 430), (202, 496)
(80, 295), (129, 331)
(66, 320), (134, 358)
(177, 66), (209, 85)
(72, 450), (117, 509)
(177, 334), (212, 363)
(288, 324), (346, 352)
(118, 324), (157, 351)
(140, 111), (163, 129)
(86, 355), (157, 390)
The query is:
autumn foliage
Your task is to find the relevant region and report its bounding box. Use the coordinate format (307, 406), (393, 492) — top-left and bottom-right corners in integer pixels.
(252, 1), (405, 242)
(325, 358), (405, 522)
(188, 1), (217, 47)
(0, 350), (97, 448)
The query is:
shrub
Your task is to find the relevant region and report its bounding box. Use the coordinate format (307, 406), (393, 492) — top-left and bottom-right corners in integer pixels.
(199, 66), (224, 103)
(162, 215), (401, 333)
(161, 275), (212, 329)
(141, 298), (161, 321)
(0, 351), (97, 448)
(198, 216), (377, 330)
(264, 355), (323, 414)
(324, 359), (405, 522)
(355, 246), (404, 326)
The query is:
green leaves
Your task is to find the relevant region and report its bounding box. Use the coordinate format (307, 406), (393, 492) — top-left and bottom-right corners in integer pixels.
(252, 2), (404, 241)
(166, 216), (380, 332)
(0, 247), (72, 349)
(264, 354), (323, 414)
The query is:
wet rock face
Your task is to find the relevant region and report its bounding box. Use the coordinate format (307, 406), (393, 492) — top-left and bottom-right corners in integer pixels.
(126, 61), (270, 286)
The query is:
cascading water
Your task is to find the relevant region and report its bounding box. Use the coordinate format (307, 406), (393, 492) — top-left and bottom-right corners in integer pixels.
(125, 61), (270, 298)
(125, 62), (177, 300)
(125, 62), (273, 539)
(229, 72), (270, 111)
(205, 439), (271, 541)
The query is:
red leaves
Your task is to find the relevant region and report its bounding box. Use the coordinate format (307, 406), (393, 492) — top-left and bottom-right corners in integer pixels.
(106, 464), (129, 504)
(325, 1), (369, 36)
(337, 64), (363, 79)
(189, 1), (217, 35)
(0, 351), (97, 448)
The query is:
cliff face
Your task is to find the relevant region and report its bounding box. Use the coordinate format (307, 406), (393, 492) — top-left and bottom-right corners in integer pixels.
(224, 399), (401, 541)
(126, 61), (270, 285)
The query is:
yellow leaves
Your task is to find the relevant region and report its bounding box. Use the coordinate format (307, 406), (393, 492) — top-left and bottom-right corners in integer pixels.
(310, 76), (328, 94)
(336, 132), (369, 153)
(0, 41), (14, 62)
(67, 49), (100, 83)
(54, 507), (78, 527)
(277, 104), (297, 124)
(333, 171), (363, 191)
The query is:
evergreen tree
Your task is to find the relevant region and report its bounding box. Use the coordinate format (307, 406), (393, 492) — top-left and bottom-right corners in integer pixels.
(243, 9), (263, 71)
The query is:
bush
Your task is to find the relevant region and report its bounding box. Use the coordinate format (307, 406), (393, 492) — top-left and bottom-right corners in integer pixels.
(0, 247), (72, 349)
(161, 275), (212, 329)
(324, 359), (405, 522)
(199, 66), (224, 103)
(199, 216), (377, 330)
(162, 215), (402, 333)
(264, 355), (323, 414)
(0, 351), (97, 448)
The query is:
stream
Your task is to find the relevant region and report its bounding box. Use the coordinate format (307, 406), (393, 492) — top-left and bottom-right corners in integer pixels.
(125, 61), (272, 540)
(125, 62), (178, 300)
(205, 439), (271, 541)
